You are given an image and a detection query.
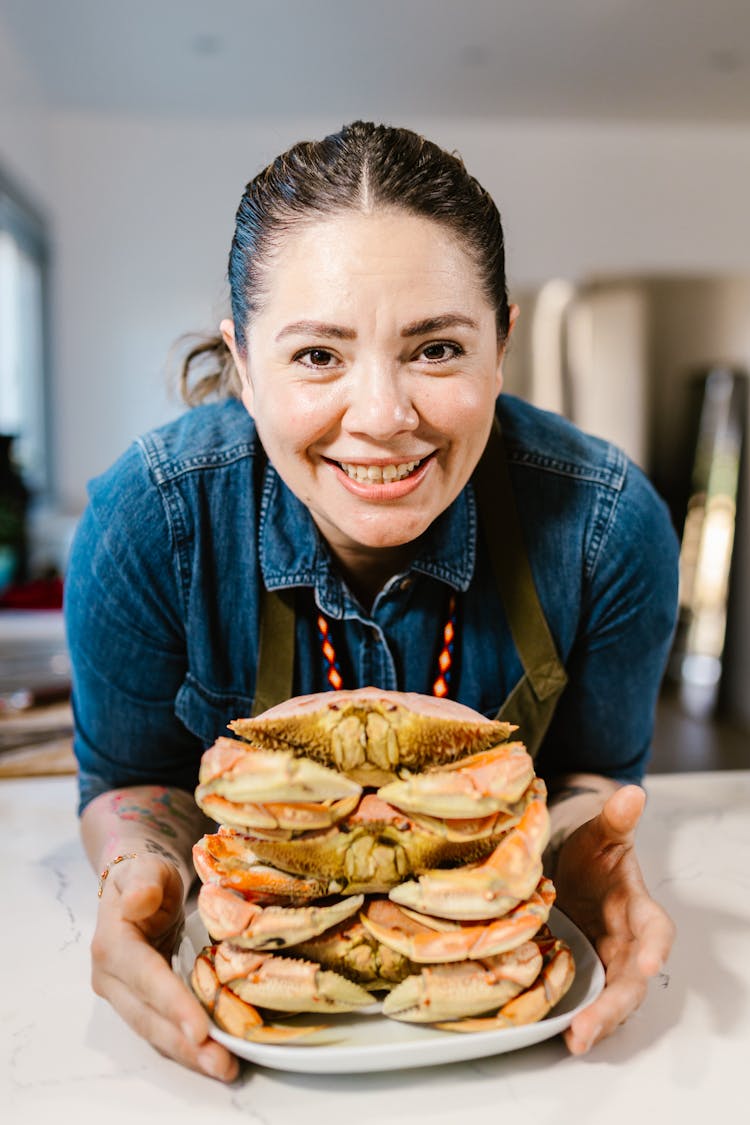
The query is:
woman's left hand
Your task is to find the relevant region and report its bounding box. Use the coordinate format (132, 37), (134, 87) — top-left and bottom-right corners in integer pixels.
(551, 784), (675, 1054)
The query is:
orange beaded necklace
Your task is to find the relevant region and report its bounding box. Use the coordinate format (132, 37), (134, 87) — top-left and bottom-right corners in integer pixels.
(316, 593), (457, 698)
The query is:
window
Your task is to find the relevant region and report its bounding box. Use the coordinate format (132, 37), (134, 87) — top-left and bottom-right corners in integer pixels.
(0, 168), (50, 497)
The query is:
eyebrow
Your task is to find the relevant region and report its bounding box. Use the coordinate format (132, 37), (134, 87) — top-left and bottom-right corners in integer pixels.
(275, 321), (357, 342)
(275, 313), (479, 343)
(400, 314), (479, 337)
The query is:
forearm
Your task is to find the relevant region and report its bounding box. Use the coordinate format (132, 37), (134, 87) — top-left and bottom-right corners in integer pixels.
(80, 785), (212, 897)
(543, 772), (624, 878)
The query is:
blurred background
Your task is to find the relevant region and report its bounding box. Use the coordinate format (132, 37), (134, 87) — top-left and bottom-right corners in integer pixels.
(0, 0), (748, 770)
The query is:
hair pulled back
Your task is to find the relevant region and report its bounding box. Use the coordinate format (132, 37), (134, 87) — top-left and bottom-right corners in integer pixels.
(180, 121), (510, 404)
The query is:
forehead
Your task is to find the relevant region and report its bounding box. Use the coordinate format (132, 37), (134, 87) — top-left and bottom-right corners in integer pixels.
(257, 209), (488, 315)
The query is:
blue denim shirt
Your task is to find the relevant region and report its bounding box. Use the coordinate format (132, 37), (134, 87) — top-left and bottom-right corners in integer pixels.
(65, 394), (679, 813)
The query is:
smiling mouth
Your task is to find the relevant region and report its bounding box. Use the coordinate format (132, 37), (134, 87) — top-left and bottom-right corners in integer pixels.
(335, 455), (431, 484)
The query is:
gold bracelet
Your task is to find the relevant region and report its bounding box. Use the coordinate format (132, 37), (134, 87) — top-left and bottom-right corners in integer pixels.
(97, 852), (139, 897)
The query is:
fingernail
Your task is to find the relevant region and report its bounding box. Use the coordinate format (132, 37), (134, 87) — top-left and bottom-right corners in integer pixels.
(198, 1046), (224, 1079)
(181, 1020), (200, 1045)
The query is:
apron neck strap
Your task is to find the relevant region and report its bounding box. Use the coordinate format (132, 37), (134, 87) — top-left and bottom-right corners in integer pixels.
(473, 418), (567, 702)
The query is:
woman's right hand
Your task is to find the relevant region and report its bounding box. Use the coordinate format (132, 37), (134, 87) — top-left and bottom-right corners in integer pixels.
(91, 853), (239, 1082)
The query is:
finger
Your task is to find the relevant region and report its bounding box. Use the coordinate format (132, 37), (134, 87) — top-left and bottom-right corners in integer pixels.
(99, 926), (208, 1033)
(564, 964), (648, 1054)
(102, 973), (239, 1082)
(598, 784), (646, 844)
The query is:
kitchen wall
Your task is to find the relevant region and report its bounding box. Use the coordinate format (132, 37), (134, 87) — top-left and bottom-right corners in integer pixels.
(0, 20), (49, 206)
(2, 90), (750, 724)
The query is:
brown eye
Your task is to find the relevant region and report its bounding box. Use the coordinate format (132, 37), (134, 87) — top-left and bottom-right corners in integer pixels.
(420, 342), (462, 362)
(294, 347), (337, 369)
(307, 348), (333, 366)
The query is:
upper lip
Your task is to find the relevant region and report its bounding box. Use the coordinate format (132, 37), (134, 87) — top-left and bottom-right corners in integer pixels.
(325, 453), (435, 466)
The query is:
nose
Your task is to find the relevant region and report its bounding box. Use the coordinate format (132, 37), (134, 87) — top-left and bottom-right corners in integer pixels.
(343, 361), (419, 441)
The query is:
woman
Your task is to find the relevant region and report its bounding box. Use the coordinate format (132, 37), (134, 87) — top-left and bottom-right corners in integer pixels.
(65, 121), (679, 1082)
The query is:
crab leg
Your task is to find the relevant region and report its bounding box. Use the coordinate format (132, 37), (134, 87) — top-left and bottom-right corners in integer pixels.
(191, 945), (330, 1042)
(388, 779), (550, 919)
(360, 878), (555, 963)
(435, 931), (576, 1031)
(381, 941), (543, 1023)
(377, 743), (534, 818)
(192, 832), (344, 902)
(197, 882), (365, 948)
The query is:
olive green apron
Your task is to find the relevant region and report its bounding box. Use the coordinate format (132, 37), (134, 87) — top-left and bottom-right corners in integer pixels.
(251, 420), (568, 758)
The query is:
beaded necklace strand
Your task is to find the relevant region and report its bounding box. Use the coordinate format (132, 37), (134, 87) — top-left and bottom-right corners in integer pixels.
(316, 593), (457, 698)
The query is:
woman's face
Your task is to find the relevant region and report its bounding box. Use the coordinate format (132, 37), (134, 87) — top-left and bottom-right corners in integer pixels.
(222, 209), (514, 569)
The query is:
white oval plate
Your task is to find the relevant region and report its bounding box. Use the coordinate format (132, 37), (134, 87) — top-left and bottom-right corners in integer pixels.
(173, 906), (604, 1074)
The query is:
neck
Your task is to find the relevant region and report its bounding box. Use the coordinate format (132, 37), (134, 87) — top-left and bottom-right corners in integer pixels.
(329, 542), (418, 611)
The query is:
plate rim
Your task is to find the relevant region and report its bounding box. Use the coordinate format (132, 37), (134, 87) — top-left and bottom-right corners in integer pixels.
(174, 904), (604, 1074)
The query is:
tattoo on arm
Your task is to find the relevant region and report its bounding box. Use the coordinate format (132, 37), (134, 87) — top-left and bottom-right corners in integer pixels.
(143, 838), (182, 866)
(109, 789), (196, 839)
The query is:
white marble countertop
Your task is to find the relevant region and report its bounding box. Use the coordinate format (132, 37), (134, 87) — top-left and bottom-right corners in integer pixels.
(2, 770), (749, 1125)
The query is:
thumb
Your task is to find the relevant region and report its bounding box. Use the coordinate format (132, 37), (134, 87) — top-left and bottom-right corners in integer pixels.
(120, 877), (166, 923)
(597, 784), (646, 845)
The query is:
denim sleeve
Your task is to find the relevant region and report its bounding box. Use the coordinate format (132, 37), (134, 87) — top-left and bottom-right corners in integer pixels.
(64, 444), (202, 814)
(535, 462), (679, 785)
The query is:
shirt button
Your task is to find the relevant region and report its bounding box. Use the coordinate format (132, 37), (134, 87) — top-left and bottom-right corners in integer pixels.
(399, 578), (412, 591)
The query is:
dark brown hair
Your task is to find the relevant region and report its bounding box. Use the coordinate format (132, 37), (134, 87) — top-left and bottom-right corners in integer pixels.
(180, 121), (510, 404)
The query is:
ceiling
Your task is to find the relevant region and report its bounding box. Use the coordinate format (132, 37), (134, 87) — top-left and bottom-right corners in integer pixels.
(2, 0), (750, 123)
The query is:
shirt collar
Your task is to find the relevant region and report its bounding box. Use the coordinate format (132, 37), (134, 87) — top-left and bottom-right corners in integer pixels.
(258, 462), (477, 615)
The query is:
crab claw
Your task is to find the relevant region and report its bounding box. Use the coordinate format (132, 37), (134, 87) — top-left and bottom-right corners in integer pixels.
(388, 779), (550, 919)
(191, 945), (330, 1041)
(377, 744), (534, 818)
(360, 878), (555, 963)
(435, 932), (576, 1031)
(214, 944), (374, 1013)
(381, 941), (543, 1023)
(198, 737), (362, 802)
(192, 832), (344, 902)
(197, 883), (365, 948)
(194, 791), (360, 835)
(230, 688), (516, 786)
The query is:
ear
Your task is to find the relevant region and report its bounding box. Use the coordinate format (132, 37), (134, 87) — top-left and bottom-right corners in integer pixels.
(220, 318), (254, 414)
(495, 303), (520, 394)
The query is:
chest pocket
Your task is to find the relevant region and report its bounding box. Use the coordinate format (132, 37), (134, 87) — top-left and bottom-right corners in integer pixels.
(175, 673), (255, 745)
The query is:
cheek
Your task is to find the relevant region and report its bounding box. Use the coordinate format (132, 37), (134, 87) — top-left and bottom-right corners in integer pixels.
(422, 380), (495, 428)
(254, 383), (342, 451)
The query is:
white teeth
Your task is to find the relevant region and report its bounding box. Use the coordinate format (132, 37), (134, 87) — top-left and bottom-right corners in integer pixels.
(339, 459), (422, 483)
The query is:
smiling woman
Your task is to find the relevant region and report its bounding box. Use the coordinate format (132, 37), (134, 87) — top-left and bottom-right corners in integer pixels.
(64, 121), (680, 1082)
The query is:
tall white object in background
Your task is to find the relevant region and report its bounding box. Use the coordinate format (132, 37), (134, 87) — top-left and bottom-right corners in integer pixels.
(565, 283), (649, 469)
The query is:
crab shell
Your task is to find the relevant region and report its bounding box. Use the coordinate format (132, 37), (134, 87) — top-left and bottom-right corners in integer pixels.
(229, 688), (516, 786)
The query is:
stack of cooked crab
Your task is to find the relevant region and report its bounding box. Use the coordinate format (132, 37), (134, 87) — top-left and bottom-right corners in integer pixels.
(190, 688), (575, 1043)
